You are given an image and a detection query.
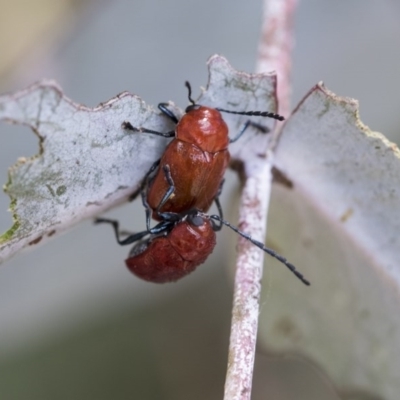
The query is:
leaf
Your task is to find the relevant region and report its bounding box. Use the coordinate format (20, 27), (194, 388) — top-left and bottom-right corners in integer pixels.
(199, 56), (279, 163)
(258, 83), (400, 400)
(0, 81), (173, 262)
(0, 55), (279, 264)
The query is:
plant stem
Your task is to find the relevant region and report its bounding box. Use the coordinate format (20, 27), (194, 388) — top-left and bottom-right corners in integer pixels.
(223, 1), (296, 399)
(257, 0), (297, 117)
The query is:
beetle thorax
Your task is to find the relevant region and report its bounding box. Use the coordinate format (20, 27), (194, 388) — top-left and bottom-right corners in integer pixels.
(176, 106), (229, 153)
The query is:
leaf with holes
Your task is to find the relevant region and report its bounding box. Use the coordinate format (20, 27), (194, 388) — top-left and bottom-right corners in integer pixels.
(0, 55), (280, 264)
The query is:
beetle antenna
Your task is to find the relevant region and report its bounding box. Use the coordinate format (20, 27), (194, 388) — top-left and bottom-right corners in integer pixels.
(216, 108), (284, 121)
(210, 215), (310, 286)
(185, 81), (196, 105)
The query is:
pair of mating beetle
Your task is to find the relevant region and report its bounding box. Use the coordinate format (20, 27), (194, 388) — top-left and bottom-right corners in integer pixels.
(96, 82), (310, 286)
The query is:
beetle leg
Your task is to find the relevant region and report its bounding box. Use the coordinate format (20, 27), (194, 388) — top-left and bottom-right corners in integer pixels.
(229, 120), (270, 143)
(153, 164), (175, 216)
(94, 217), (148, 245)
(140, 188), (153, 232)
(158, 103), (179, 124)
(129, 158), (161, 202)
(212, 197), (224, 232)
(122, 121), (175, 138)
(95, 217), (173, 246)
(211, 179), (225, 231)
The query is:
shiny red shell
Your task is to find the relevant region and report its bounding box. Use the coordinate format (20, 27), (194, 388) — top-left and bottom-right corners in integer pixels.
(125, 216), (216, 283)
(147, 106), (230, 219)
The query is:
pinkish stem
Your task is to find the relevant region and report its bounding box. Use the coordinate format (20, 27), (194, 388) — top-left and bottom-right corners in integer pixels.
(257, 0), (297, 116)
(223, 1), (296, 399)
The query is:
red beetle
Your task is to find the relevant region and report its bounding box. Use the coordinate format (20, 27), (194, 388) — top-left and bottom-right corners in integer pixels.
(123, 82), (284, 220)
(95, 210), (216, 283)
(96, 84), (309, 285)
(95, 209), (310, 285)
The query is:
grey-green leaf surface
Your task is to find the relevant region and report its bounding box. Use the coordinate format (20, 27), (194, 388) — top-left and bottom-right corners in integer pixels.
(0, 81), (172, 262)
(259, 83), (400, 400)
